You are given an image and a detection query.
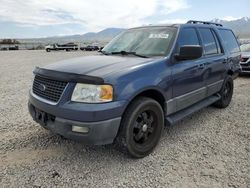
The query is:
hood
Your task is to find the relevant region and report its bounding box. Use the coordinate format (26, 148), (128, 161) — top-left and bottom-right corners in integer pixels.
(43, 55), (155, 78)
(241, 52), (250, 58)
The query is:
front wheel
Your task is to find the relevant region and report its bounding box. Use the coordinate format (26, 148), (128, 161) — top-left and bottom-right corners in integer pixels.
(114, 97), (164, 158)
(213, 76), (234, 108)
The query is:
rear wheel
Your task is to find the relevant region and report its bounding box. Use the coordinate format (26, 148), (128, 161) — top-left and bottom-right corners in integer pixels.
(114, 97), (164, 158)
(213, 76), (234, 108)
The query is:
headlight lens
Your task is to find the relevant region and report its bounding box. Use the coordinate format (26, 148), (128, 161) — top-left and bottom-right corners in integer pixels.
(71, 83), (113, 103)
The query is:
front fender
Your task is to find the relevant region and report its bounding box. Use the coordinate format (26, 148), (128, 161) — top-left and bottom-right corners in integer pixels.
(108, 58), (172, 113)
(118, 76), (166, 102)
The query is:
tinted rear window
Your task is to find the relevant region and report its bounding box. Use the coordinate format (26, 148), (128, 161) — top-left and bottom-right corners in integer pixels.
(219, 29), (240, 53)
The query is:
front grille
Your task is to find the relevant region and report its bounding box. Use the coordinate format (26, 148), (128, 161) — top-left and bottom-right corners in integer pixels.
(32, 75), (67, 103)
(241, 63), (250, 67)
(241, 58), (249, 62)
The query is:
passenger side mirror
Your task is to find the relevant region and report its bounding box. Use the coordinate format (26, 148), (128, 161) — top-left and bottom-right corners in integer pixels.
(175, 45), (203, 61)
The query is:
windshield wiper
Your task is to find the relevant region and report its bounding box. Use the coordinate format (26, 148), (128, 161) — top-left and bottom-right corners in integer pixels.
(99, 50), (109, 55)
(111, 51), (149, 58)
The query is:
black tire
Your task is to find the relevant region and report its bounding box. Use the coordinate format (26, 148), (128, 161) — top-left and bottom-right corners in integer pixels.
(213, 76), (234, 108)
(46, 48), (50, 52)
(114, 97), (164, 158)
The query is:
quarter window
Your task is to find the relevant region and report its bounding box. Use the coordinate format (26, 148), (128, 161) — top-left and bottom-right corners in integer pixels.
(219, 29), (240, 53)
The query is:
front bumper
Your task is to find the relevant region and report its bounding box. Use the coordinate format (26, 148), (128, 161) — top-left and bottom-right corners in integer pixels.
(28, 90), (126, 145)
(240, 62), (250, 73)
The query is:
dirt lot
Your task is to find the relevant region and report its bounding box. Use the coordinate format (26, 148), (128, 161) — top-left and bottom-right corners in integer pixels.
(0, 50), (249, 188)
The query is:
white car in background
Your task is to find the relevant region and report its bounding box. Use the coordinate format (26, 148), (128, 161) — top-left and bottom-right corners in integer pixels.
(240, 43), (250, 74)
(45, 43), (78, 52)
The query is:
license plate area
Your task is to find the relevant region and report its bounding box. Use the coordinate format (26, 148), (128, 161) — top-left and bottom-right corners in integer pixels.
(34, 108), (48, 126)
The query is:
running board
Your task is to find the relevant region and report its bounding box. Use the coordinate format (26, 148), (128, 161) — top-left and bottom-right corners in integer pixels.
(165, 94), (221, 126)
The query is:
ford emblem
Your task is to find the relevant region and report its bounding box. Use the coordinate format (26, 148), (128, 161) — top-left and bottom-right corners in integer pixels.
(38, 84), (46, 92)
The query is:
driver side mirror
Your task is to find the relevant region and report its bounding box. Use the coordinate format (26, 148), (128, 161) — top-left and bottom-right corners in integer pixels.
(175, 45), (203, 61)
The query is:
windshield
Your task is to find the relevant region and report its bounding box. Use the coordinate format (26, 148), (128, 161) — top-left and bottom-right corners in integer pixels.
(102, 26), (177, 57)
(240, 43), (250, 52)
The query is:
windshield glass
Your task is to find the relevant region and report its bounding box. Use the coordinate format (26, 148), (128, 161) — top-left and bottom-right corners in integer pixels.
(240, 43), (250, 52)
(102, 26), (177, 57)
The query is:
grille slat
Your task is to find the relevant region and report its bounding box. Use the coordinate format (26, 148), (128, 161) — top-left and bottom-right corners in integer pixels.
(32, 75), (67, 103)
(33, 84), (66, 92)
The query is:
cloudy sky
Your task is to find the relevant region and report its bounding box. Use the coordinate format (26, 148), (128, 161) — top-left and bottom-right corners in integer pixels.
(0, 0), (249, 38)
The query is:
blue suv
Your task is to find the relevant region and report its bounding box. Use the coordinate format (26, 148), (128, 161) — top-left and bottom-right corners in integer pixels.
(28, 20), (241, 158)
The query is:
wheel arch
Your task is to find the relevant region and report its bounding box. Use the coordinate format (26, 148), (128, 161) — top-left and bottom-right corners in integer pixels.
(124, 87), (167, 114)
(227, 69), (234, 76)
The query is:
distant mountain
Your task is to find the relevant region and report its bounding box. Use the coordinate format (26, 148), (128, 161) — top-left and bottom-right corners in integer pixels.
(96, 28), (125, 38)
(45, 28), (126, 43)
(17, 27), (126, 45)
(211, 17), (250, 38)
(49, 17), (250, 42)
(18, 17), (250, 44)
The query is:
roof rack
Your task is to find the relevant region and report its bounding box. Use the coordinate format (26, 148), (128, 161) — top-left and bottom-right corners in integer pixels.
(187, 20), (223, 27)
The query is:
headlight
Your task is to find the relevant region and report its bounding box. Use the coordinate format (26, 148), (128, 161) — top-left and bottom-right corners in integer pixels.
(71, 83), (113, 103)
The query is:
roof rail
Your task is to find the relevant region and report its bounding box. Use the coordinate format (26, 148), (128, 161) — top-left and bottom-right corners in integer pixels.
(187, 20), (223, 27)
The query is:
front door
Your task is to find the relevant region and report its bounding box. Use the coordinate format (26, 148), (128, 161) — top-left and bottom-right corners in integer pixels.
(169, 27), (206, 114)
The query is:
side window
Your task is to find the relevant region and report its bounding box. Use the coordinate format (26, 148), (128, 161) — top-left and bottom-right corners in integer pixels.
(211, 30), (223, 54)
(219, 29), (240, 53)
(199, 28), (218, 55)
(178, 28), (199, 46)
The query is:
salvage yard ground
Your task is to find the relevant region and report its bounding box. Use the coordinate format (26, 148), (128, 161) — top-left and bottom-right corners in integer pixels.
(0, 50), (249, 187)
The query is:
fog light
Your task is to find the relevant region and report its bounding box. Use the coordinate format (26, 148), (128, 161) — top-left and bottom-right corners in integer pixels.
(72, 126), (89, 133)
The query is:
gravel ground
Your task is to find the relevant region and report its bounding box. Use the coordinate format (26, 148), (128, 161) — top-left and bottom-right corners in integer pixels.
(0, 50), (249, 188)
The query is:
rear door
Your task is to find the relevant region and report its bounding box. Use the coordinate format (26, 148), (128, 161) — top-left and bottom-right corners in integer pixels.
(170, 27), (206, 114)
(197, 27), (226, 96)
(218, 29), (241, 77)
